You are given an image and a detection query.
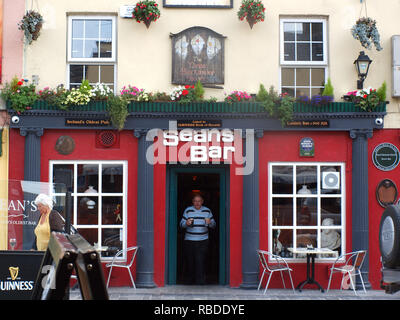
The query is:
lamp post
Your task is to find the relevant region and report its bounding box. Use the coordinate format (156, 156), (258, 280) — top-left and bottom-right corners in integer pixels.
(354, 51), (372, 89)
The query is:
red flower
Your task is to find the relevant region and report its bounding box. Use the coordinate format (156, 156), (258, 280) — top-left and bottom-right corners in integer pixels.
(17, 81), (23, 86)
(182, 90), (189, 96)
(363, 94), (367, 98)
(185, 85), (190, 89)
(191, 85), (195, 89)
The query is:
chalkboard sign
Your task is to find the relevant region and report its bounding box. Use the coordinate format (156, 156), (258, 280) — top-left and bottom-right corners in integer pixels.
(171, 26), (225, 86)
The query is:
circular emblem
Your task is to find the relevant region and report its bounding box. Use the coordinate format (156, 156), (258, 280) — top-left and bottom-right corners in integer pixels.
(372, 143), (400, 171)
(55, 136), (76, 155)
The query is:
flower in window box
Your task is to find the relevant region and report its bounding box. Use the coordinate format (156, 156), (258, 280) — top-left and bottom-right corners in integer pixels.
(237, 0), (266, 29)
(132, 0), (161, 28)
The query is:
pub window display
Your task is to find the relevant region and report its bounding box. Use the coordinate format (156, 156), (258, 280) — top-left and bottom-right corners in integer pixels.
(270, 163), (344, 259)
(50, 161), (126, 259)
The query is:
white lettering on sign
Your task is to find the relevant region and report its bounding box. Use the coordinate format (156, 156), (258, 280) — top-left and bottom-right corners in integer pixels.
(145, 121), (256, 175)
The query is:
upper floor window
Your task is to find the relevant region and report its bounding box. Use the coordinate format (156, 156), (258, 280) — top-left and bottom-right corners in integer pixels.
(67, 16), (116, 90)
(280, 18), (328, 98)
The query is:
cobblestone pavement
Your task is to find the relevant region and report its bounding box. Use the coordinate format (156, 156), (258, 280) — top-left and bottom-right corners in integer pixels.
(69, 285), (400, 300)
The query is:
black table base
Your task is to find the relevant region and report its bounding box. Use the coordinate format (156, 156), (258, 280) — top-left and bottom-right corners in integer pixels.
(296, 253), (325, 292)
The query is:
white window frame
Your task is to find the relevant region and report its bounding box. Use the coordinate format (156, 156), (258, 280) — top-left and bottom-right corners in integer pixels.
(280, 18), (328, 66)
(268, 162), (346, 262)
(67, 15), (117, 63)
(49, 160), (128, 261)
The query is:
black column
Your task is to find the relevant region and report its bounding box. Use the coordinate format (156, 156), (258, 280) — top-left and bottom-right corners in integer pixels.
(20, 127), (43, 250)
(241, 129), (262, 289)
(134, 129), (156, 288)
(350, 129), (372, 289)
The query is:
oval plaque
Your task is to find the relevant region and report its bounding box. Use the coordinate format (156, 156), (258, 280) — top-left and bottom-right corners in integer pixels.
(372, 143), (400, 171)
(376, 179), (398, 207)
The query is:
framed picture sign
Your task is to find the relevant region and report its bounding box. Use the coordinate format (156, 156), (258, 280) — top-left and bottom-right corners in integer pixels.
(170, 26), (226, 86)
(163, 0), (232, 8)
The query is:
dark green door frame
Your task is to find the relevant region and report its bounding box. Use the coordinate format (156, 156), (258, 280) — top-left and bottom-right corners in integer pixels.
(167, 165), (228, 285)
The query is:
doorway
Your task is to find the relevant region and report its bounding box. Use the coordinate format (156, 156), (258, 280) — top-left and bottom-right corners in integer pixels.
(167, 166), (227, 285)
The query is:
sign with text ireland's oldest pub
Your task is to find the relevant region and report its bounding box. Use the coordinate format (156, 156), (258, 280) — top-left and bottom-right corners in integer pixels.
(171, 27), (225, 86)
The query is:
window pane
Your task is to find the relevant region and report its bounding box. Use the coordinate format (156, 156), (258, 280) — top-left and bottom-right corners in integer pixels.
(296, 229), (317, 248)
(311, 88), (323, 96)
(321, 229), (341, 255)
(85, 65), (100, 84)
(296, 88), (310, 97)
(53, 164), (74, 192)
(296, 166), (317, 193)
(321, 198), (341, 226)
(102, 228), (122, 257)
(283, 22), (296, 41)
(297, 197), (317, 226)
(272, 198), (293, 226)
(296, 23), (310, 41)
(312, 43), (323, 61)
(102, 197), (123, 225)
(100, 65), (114, 84)
(77, 196), (98, 225)
(273, 229), (294, 258)
(70, 65), (84, 84)
(281, 68), (294, 86)
(100, 20), (113, 41)
(99, 41), (112, 58)
(312, 23), (323, 41)
(77, 164), (99, 193)
(284, 43), (295, 61)
(85, 20), (100, 39)
(282, 87), (294, 97)
(321, 166), (341, 194)
(71, 39), (83, 58)
(84, 40), (99, 58)
(77, 228), (98, 245)
(272, 165), (293, 194)
(102, 164), (122, 193)
(297, 43), (310, 61)
(72, 19), (84, 38)
(296, 68), (310, 87)
(311, 68), (325, 86)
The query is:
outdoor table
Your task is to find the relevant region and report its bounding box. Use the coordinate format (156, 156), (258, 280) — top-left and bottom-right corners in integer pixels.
(288, 247), (337, 293)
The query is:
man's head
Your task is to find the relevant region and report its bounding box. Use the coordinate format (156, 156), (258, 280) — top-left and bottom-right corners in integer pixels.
(192, 194), (204, 209)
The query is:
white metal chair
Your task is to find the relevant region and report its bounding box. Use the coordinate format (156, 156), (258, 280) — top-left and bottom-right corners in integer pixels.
(106, 246), (139, 288)
(327, 250), (367, 294)
(257, 249), (295, 293)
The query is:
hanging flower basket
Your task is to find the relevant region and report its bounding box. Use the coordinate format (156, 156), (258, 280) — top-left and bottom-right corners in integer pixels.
(132, 0), (161, 29)
(351, 17), (382, 51)
(18, 10), (44, 44)
(237, 0), (266, 29)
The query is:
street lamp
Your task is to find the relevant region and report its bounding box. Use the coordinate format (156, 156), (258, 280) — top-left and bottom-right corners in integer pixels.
(354, 51), (372, 89)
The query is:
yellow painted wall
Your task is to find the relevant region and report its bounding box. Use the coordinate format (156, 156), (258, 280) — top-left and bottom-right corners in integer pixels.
(0, 128), (9, 250)
(24, 0), (400, 127)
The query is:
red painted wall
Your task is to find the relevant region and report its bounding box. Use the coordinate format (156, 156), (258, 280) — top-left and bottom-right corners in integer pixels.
(258, 131), (353, 289)
(9, 128), (138, 286)
(368, 129), (400, 289)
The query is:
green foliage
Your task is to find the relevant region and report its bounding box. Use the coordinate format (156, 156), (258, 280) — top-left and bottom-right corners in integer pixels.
(1, 76), (37, 113)
(256, 84), (294, 126)
(18, 10), (43, 44)
(194, 80), (205, 101)
(377, 81), (387, 102)
(107, 95), (129, 131)
(322, 78), (334, 98)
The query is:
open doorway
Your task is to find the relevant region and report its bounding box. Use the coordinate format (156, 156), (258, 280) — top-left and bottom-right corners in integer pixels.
(167, 166), (227, 285)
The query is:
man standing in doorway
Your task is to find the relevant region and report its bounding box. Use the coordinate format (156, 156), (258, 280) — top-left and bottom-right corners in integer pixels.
(180, 194), (216, 285)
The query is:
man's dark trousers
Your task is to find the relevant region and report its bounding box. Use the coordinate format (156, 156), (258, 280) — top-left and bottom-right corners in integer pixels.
(184, 239), (209, 285)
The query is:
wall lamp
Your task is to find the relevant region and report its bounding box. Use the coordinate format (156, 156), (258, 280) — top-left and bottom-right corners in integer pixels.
(354, 51), (372, 89)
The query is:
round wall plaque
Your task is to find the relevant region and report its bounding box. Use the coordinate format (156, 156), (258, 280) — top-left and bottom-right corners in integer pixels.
(55, 136), (76, 155)
(372, 143), (400, 171)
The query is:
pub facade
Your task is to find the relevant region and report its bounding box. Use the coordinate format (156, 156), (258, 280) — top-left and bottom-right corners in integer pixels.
(3, 0), (400, 292)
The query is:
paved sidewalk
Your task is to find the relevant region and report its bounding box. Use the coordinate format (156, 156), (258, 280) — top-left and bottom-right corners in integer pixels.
(69, 285), (400, 300)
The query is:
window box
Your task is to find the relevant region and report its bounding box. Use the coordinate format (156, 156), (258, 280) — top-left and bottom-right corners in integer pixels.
(6, 100), (387, 114)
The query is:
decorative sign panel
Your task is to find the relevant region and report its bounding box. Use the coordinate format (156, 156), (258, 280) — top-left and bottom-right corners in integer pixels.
(177, 120), (222, 128)
(299, 137), (314, 157)
(372, 143), (400, 171)
(171, 27), (225, 86)
(163, 0), (232, 8)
